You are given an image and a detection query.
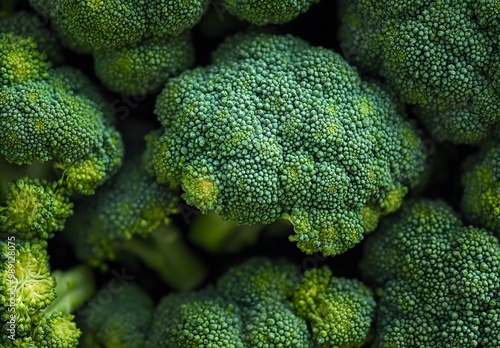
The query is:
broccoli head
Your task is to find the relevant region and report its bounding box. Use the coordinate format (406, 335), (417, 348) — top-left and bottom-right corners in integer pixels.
(148, 31), (426, 257)
(29, 0), (208, 51)
(221, 0), (320, 25)
(94, 32), (195, 95)
(83, 258), (375, 347)
(137, 258), (375, 347)
(339, 0), (500, 144)
(0, 24), (123, 239)
(0, 239), (94, 347)
(462, 140), (500, 235)
(361, 200), (500, 347)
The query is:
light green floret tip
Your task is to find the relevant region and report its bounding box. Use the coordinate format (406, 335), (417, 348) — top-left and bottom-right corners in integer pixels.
(0, 241), (54, 336)
(94, 32), (195, 95)
(221, 0), (320, 25)
(151, 31), (427, 257)
(32, 312), (81, 348)
(293, 267), (376, 348)
(361, 200), (500, 347)
(0, 178), (73, 239)
(339, 0), (500, 144)
(462, 141), (500, 236)
(0, 33), (50, 85)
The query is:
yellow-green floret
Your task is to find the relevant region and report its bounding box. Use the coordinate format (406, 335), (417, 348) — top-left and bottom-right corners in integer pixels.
(149, 31), (427, 257)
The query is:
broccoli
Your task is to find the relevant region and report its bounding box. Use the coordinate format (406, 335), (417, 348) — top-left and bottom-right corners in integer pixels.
(148, 31), (426, 257)
(68, 158), (207, 290)
(81, 258), (375, 347)
(220, 0), (320, 25)
(94, 32), (195, 95)
(462, 140), (500, 235)
(361, 199), (500, 347)
(0, 239), (94, 347)
(79, 284), (153, 348)
(0, 23), (123, 238)
(0, 11), (63, 64)
(339, 0), (500, 144)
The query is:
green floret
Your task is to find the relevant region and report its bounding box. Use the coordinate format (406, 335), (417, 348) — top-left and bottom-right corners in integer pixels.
(0, 178), (73, 239)
(80, 284), (153, 348)
(361, 200), (500, 347)
(0, 33), (50, 85)
(339, 0), (500, 144)
(0, 249), (94, 348)
(147, 0), (209, 37)
(149, 31), (426, 257)
(0, 11), (63, 63)
(32, 312), (81, 348)
(221, 0), (319, 25)
(143, 258), (375, 347)
(29, 0), (207, 51)
(68, 158), (206, 290)
(94, 32), (195, 95)
(217, 258), (301, 305)
(0, 240), (55, 337)
(293, 267), (376, 348)
(462, 141), (500, 236)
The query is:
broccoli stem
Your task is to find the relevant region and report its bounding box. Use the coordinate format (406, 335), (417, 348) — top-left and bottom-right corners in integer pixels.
(121, 225), (207, 291)
(45, 264), (95, 315)
(189, 212), (263, 253)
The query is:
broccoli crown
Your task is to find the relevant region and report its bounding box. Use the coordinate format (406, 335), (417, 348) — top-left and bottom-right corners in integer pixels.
(0, 178), (73, 239)
(29, 0), (208, 51)
(149, 31), (426, 256)
(221, 0), (320, 25)
(81, 285), (153, 348)
(94, 32), (195, 95)
(339, 0), (500, 144)
(462, 141), (500, 235)
(69, 159), (178, 267)
(0, 11), (63, 63)
(361, 200), (500, 347)
(145, 258), (375, 348)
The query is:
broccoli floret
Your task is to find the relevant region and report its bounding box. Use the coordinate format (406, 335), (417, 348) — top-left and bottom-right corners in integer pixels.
(29, 0), (208, 51)
(339, 0), (500, 144)
(68, 158), (207, 290)
(0, 25), (123, 238)
(462, 140), (500, 235)
(361, 199), (500, 347)
(149, 31), (426, 257)
(0, 178), (73, 239)
(293, 267), (376, 348)
(0, 239), (94, 347)
(94, 32), (195, 95)
(144, 258), (375, 347)
(79, 284), (153, 348)
(220, 0), (320, 25)
(0, 11), (63, 63)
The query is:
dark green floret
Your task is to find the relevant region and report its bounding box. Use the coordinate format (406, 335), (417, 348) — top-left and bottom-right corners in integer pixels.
(149, 31), (427, 257)
(94, 32), (195, 95)
(339, 0), (500, 144)
(221, 0), (320, 25)
(0, 11), (63, 63)
(462, 140), (500, 236)
(362, 200), (500, 347)
(79, 285), (153, 348)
